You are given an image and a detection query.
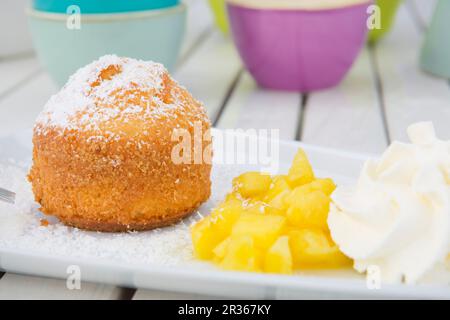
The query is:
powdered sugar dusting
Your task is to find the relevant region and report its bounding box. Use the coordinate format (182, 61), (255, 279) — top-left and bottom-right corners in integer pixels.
(35, 55), (173, 134)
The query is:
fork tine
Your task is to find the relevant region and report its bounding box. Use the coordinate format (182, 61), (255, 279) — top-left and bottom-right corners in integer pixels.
(0, 187), (15, 196)
(0, 197), (15, 204)
(0, 197), (14, 204)
(0, 187), (16, 204)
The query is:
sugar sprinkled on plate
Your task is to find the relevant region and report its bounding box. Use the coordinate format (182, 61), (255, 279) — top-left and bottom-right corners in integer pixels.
(0, 162), (238, 267)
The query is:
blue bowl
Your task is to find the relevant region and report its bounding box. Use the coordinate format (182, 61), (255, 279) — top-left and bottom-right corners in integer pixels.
(27, 4), (186, 86)
(33, 0), (179, 14)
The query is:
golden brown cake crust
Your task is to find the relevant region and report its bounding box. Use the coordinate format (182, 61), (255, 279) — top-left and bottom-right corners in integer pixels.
(28, 55), (211, 232)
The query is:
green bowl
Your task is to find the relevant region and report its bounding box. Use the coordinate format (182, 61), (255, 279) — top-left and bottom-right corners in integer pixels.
(368, 0), (402, 43)
(208, 0), (228, 34)
(27, 4), (186, 86)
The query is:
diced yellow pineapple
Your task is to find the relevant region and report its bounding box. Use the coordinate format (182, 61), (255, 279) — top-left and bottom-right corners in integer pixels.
(210, 197), (243, 235)
(286, 191), (330, 230)
(213, 237), (231, 262)
(308, 178), (336, 196)
(285, 180), (334, 207)
(264, 175), (291, 201)
(191, 147), (349, 275)
(264, 205), (285, 216)
(191, 217), (227, 260)
(241, 200), (267, 215)
(232, 214), (286, 250)
(221, 235), (262, 272)
(284, 184), (310, 206)
(289, 229), (351, 268)
(233, 172), (272, 198)
(267, 189), (290, 211)
(224, 192), (242, 202)
(264, 236), (293, 274)
(287, 149), (315, 187)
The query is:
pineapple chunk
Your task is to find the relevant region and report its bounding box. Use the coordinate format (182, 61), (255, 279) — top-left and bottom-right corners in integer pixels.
(232, 214), (286, 250)
(289, 229), (351, 268)
(233, 172), (272, 198)
(267, 189), (290, 211)
(286, 191), (330, 230)
(284, 184), (309, 206)
(285, 179), (335, 207)
(242, 200), (267, 215)
(264, 175), (291, 201)
(210, 197), (243, 235)
(264, 205), (285, 216)
(264, 236), (293, 274)
(287, 149), (315, 187)
(221, 235), (262, 272)
(191, 217), (227, 260)
(310, 178), (336, 196)
(213, 237), (231, 262)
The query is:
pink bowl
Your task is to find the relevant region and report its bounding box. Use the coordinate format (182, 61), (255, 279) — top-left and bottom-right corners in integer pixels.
(227, 2), (370, 92)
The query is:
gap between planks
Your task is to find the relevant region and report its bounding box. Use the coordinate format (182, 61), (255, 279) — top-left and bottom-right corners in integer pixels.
(367, 44), (392, 145)
(295, 94), (308, 141)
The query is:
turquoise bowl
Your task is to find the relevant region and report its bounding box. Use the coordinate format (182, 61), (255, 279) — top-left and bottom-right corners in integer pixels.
(27, 4), (186, 86)
(420, 0), (450, 78)
(33, 0), (179, 14)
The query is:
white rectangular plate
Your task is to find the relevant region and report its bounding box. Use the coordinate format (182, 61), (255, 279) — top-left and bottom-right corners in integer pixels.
(0, 129), (448, 299)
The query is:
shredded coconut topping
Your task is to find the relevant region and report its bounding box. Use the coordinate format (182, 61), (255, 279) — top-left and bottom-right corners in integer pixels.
(35, 55), (181, 134)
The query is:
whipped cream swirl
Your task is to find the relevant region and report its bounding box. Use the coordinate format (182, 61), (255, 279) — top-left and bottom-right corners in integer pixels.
(328, 122), (450, 284)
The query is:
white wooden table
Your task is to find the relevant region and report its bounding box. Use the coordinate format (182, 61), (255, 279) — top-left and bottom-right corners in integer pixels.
(0, 0), (448, 299)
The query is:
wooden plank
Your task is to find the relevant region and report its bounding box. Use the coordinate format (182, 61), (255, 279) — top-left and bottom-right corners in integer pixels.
(374, 4), (450, 142)
(216, 71), (302, 140)
(174, 31), (242, 122)
(0, 73), (56, 137)
(0, 56), (40, 99)
(179, 0), (213, 62)
(133, 289), (227, 300)
(301, 48), (388, 154)
(0, 274), (124, 300)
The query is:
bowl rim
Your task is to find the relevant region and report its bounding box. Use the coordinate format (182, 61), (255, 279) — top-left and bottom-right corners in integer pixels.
(226, 0), (372, 11)
(26, 2), (186, 22)
(32, 0), (179, 15)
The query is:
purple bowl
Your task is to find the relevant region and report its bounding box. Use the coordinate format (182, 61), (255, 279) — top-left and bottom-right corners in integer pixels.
(227, 2), (370, 92)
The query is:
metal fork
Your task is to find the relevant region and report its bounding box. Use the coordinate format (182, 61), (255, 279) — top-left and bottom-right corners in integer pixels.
(0, 187), (15, 204)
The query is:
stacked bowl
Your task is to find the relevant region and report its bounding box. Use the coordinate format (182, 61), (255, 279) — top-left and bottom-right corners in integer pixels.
(209, 0), (401, 42)
(420, 0), (450, 79)
(27, 0), (186, 86)
(208, 0), (229, 34)
(368, 0), (402, 43)
(227, 0), (372, 92)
